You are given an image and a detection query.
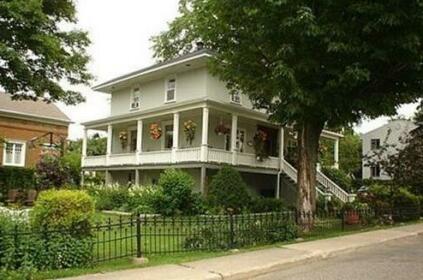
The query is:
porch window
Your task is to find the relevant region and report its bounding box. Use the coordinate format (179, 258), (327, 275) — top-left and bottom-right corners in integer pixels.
(129, 130), (137, 152)
(3, 141), (25, 167)
(224, 129), (246, 152)
(165, 78), (176, 102)
(130, 87), (141, 110)
(164, 124), (174, 149)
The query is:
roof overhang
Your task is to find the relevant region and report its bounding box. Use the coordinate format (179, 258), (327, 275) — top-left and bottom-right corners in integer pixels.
(0, 110), (72, 126)
(92, 50), (213, 93)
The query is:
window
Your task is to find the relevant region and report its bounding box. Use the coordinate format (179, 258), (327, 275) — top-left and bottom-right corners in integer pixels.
(3, 141), (25, 167)
(230, 92), (241, 104)
(164, 124), (174, 149)
(371, 164), (381, 178)
(370, 139), (380, 150)
(224, 128), (246, 152)
(165, 78), (176, 102)
(130, 88), (141, 110)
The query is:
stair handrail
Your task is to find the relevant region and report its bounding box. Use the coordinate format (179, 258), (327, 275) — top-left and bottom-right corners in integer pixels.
(281, 159), (353, 203)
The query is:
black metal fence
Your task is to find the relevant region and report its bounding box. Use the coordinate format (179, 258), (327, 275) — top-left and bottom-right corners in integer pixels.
(1, 207), (420, 268)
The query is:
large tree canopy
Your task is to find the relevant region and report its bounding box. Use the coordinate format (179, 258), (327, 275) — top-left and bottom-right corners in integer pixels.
(153, 0), (423, 214)
(0, 0), (91, 104)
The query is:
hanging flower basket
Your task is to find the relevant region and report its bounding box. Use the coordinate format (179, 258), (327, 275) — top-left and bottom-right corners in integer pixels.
(149, 123), (162, 140)
(215, 121), (230, 135)
(184, 120), (197, 145)
(253, 130), (269, 161)
(119, 131), (128, 149)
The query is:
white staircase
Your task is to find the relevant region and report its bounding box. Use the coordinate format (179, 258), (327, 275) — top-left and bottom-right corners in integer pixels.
(281, 159), (356, 203)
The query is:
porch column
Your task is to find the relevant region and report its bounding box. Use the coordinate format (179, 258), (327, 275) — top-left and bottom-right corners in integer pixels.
(135, 169), (140, 186)
(82, 128), (88, 158)
(200, 166), (207, 194)
(279, 127), (285, 167)
(201, 107), (209, 162)
(106, 124), (112, 166)
(136, 119), (143, 164)
(231, 114), (238, 165)
(105, 170), (112, 185)
(334, 138), (339, 169)
(172, 112), (180, 162)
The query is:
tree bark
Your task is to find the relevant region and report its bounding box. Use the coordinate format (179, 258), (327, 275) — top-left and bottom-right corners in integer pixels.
(296, 121), (324, 231)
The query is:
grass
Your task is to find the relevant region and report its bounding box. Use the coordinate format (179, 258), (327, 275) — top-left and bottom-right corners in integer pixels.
(30, 213), (421, 280)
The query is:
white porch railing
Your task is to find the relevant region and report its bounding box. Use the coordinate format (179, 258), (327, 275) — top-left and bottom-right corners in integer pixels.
(281, 159), (355, 203)
(83, 155), (107, 167)
(237, 153), (279, 169)
(109, 153), (137, 166)
(140, 151), (172, 164)
(176, 147), (201, 162)
(208, 148), (232, 164)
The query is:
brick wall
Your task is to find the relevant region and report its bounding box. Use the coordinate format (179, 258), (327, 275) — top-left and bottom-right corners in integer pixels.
(0, 116), (69, 168)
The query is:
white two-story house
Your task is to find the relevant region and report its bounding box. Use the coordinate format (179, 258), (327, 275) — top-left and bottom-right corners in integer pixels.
(81, 49), (354, 203)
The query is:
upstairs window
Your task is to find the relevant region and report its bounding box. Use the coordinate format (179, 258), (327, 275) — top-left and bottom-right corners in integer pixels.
(130, 87), (141, 110)
(230, 92), (241, 104)
(165, 78), (176, 102)
(370, 139), (380, 150)
(3, 141), (25, 167)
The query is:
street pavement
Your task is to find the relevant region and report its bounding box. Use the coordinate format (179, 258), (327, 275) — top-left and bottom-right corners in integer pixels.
(254, 235), (423, 280)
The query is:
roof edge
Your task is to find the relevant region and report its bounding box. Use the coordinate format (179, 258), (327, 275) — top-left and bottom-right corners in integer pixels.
(0, 109), (72, 126)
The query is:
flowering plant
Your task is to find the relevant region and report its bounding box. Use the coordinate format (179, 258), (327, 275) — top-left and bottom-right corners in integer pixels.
(149, 123), (162, 140)
(184, 120), (197, 145)
(119, 131), (128, 148)
(215, 122), (231, 135)
(253, 130), (269, 161)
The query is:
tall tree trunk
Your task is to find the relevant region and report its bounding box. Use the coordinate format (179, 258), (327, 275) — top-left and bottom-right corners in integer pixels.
(296, 121), (324, 231)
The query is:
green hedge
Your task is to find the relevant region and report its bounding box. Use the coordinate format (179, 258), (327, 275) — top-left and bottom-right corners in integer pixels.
(0, 166), (36, 201)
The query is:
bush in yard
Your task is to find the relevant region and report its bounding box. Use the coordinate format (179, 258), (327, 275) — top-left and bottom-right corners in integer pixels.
(207, 166), (251, 213)
(127, 185), (162, 213)
(321, 167), (353, 192)
(155, 169), (204, 216)
(35, 154), (72, 190)
(0, 166), (36, 202)
(248, 197), (286, 213)
(86, 184), (130, 211)
(30, 189), (95, 269)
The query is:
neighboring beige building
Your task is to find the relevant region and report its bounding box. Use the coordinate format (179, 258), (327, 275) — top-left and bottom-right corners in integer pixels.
(82, 49), (355, 203)
(361, 119), (417, 180)
(0, 93), (70, 168)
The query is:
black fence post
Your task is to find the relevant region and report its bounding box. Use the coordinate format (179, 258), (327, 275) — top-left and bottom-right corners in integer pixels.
(136, 213), (142, 258)
(341, 209), (345, 231)
(228, 210), (235, 249)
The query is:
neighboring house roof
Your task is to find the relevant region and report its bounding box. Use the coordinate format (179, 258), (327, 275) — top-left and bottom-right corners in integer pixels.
(360, 119), (416, 139)
(93, 49), (213, 93)
(0, 93), (71, 125)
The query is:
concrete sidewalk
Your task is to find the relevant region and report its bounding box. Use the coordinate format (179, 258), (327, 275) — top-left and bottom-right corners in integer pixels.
(62, 223), (423, 280)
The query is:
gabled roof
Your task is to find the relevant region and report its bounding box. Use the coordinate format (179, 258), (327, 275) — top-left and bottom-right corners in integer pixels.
(92, 49), (213, 93)
(0, 93), (71, 125)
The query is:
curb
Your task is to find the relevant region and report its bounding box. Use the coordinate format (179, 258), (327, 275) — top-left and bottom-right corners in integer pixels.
(190, 226), (423, 280)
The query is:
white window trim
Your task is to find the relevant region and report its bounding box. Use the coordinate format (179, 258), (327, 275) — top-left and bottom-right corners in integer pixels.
(230, 92), (242, 105)
(164, 76), (177, 103)
(129, 87), (141, 111)
(2, 139), (26, 167)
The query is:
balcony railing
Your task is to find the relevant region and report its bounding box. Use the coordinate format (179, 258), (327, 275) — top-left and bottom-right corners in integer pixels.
(82, 148), (279, 170)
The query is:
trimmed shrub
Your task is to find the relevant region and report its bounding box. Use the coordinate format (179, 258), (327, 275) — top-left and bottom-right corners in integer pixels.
(155, 169), (205, 216)
(127, 185), (162, 213)
(207, 166), (251, 213)
(321, 167), (353, 192)
(31, 189), (95, 233)
(0, 166), (36, 201)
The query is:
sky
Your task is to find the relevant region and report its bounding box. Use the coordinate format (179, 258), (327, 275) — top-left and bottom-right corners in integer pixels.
(57, 0), (420, 140)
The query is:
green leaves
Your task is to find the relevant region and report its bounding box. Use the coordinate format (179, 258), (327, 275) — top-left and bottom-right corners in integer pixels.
(0, 0), (91, 104)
